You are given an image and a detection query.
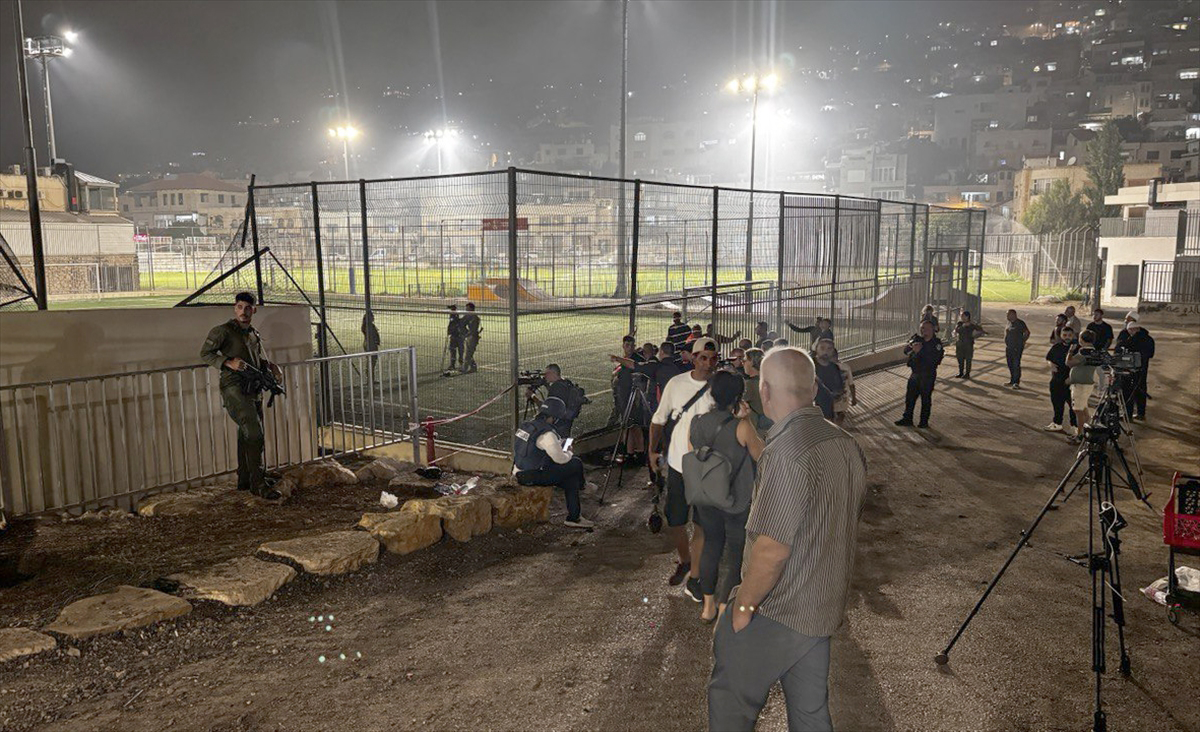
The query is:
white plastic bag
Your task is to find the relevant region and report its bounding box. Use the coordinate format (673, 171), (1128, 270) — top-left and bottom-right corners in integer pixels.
(379, 491), (399, 509)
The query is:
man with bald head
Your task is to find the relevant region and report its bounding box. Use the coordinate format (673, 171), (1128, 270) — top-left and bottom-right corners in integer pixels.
(709, 348), (868, 732)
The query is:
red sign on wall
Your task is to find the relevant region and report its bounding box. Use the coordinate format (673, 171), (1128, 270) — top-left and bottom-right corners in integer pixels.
(481, 217), (528, 231)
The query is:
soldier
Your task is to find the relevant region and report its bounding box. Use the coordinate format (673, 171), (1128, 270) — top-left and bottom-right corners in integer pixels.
(446, 304), (464, 371)
(200, 292), (283, 500)
(894, 320), (944, 428)
(461, 302), (482, 373)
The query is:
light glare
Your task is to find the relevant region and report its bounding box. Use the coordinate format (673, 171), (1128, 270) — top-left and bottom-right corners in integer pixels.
(63, 30), (79, 43)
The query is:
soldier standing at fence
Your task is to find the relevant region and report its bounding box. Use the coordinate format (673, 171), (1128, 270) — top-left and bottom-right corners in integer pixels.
(200, 292), (283, 500)
(461, 302), (482, 373)
(446, 305), (464, 371)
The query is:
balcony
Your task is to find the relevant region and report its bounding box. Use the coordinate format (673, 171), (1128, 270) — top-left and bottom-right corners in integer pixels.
(1100, 210), (1200, 256)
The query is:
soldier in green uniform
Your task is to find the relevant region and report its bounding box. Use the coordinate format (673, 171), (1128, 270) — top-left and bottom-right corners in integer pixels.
(200, 292), (283, 500)
(460, 301), (482, 373)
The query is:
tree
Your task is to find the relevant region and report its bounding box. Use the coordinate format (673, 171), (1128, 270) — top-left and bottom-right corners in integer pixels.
(1083, 119), (1125, 224)
(1022, 179), (1089, 235)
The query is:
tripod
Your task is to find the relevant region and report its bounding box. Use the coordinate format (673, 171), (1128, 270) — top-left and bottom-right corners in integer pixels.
(935, 383), (1141, 732)
(1059, 383), (1146, 507)
(598, 376), (657, 506)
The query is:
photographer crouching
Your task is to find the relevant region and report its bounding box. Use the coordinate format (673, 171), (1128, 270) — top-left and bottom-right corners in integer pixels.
(525, 364), (589, 437)
(513, 396), (595, 529)
(199, 292), (284, 500)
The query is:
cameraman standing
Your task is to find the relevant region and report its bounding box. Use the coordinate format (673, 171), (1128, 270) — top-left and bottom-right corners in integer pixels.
(527, 364), (588, 437)
(200, 292), (283, 500)
(1066, 330), (1099, 436)
(513, 397), (594, 529)
(1115, 316), (1155, 420)
(894, 320), (944, 428)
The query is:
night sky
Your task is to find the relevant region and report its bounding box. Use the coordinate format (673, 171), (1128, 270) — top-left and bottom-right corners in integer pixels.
(0, 0), (1015, 180)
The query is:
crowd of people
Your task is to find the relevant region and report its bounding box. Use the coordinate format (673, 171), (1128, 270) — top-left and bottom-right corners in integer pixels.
(503, 302), (1157, 731)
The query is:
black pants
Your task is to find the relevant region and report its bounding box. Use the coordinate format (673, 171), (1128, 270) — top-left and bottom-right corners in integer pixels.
(903, 372), (936, 424)
(955, 345), (974, 376)
(693, 505), (750, 604)
(1121, 368), (1149, 418)
(1049, 378), (1077, 426)
(516, 457), (583, 521)
(448, 339), (464, 368)
(1006, 346), (1024, 385)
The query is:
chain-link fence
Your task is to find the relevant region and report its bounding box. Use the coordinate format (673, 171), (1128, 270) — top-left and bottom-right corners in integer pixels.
(981, 227), (1099, 304)
(178, 169), (981, 448)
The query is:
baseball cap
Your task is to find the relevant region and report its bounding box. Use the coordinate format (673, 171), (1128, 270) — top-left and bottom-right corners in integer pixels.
(690, 337), (717, 354)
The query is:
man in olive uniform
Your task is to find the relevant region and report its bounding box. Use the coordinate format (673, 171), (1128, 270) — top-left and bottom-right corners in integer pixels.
(446, 304), (465, 371)
(461, 302), (482, 373)
(200, 292), (283, 500)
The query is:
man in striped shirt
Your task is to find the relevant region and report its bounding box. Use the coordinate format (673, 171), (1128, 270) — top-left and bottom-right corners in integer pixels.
(709, 347), (868, 732)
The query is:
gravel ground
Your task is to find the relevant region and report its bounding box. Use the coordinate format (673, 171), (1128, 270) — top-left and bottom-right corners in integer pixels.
(1, 304), (1198, 732)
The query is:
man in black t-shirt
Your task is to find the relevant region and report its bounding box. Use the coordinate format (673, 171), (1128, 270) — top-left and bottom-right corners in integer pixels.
(1043, 326), (1079, 435)
(1003, 309), (1031, 389)
(1085, 309), (1114, 352)
(667, 311), (691, 353)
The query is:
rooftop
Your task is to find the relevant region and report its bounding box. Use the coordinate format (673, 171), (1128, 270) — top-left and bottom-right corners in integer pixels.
(126, 174), (245, 194)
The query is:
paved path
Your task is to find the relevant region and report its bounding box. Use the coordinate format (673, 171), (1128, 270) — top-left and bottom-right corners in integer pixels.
(3, 305), (1197, 732)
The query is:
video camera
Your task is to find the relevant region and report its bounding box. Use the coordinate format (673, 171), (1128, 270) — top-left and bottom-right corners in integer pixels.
(517, 369), (546, 388)
(239, 363), (286, 407)
(1083, 350), (1143, 372)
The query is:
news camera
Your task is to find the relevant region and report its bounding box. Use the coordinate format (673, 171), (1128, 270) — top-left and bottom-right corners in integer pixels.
(517, 369), (546, 388)
(1083, 350), (1143, 373)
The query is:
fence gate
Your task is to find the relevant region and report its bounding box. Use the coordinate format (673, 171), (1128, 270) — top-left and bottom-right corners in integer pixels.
(926, 247), (969, 324)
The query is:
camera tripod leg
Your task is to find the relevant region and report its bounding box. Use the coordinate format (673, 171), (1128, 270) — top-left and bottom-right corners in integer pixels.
(1101, 469), (1132, 678)
(598, 387), (640, 505)
(935, 448), (1089, 666)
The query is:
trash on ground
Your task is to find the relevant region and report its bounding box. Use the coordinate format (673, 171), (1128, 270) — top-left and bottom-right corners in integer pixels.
(1140, 565), (1200, 606)
(379, 491), (399, 509)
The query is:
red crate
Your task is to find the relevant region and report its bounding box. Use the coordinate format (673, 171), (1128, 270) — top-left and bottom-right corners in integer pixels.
(1163, 472), (1200, 551)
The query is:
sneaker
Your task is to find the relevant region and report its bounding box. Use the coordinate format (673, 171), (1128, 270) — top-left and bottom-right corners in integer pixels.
(917, 421), (930, 429)
(1063, 424), (1076, 437)
(1003, 382), (1014, 388)
(684, 576), (703, 603)
(1043, 423), (1063, 432)
(564, 517), (595, 529)
(582, 481), (599, 495)
(668, 562), (691, 586)
(894, 417), (914, 426)
(1011, 384), (1021, 390)
(251, 485), (282, 501)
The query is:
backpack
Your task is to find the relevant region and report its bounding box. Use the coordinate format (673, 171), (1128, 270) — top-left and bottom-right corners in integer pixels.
(682, 416), (749, 512)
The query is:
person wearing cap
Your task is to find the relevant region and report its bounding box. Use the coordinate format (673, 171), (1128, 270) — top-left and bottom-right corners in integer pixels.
(513, 396), (594, 529)
(649, 336), (719, 589)
(1114, 315), (1155, 420)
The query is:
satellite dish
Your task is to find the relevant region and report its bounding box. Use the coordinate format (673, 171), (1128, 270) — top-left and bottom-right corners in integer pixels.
(1067, 156), (1077, 166)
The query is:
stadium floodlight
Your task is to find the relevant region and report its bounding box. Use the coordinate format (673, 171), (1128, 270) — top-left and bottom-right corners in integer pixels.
(327, 124), (360, 178)
(63, 30), (79, 43)
(724, 69), (782, 280)
(24, 33), (76, 161)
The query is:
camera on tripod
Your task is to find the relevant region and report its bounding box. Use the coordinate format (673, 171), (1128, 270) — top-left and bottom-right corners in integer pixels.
(1083, 350), (1142, 372)
(517, 369), (546, 388)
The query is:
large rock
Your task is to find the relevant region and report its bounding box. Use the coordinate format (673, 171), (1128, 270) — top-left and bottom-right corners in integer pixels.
(402, 495), (492, 542)
(45, 586), (192, 640)
(355, 457), (411, 483)
(167, 556), (296, 606)
(0, 628), (56, 662)
(358, 511), (443, 554)
(258, 531), (378, 575)
(284, 460), (359, 489)
(478, 485), (554, 528)
(137, 484), (234, 517)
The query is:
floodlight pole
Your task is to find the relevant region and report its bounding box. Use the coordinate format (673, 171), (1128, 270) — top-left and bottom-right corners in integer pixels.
(614, 0), (629, 299)
(745, 84), (759, 282)
(12, 0), (48, 309)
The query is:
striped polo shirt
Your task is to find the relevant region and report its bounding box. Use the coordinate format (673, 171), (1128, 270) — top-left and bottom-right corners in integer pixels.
(740, 405), (868, 637)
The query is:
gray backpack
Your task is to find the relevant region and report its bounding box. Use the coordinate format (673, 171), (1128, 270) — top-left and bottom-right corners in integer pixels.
(682, 417), (748, 512)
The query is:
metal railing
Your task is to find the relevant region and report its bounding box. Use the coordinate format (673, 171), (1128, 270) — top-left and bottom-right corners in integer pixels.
(1139, 260), (1200, 306)
(0, 347), (419, 516)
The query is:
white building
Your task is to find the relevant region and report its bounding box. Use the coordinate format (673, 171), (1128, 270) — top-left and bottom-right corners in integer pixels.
(1098, 181), (1200, 308)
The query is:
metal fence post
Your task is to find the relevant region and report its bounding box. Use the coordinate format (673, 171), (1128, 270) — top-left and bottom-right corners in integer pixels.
(507, 167), (521, 434)
(710, 187), (719, 318)
(246, 176), (264, 305)
(976, 209), (987, 306)
(407, 347), (421, 464)
(311, 183), (329, 359)
(359, 179), (373, 330)
(830, 195), (841, 324)
(776, 191), (785, 335)
(1031, 244), (1041, 302)
(963, 209), (974, 317)
(871, 201), (882, 351)
(629, 180), (641, 336)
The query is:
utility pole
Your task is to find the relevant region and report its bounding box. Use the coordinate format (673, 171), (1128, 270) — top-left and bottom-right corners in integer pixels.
(13, 0), (48, 309)
(614, 0), (629, 299)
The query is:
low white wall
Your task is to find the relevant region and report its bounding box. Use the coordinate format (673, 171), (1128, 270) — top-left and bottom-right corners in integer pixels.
(1100, 236), (1177, 309)
(0, 306), (314, 515)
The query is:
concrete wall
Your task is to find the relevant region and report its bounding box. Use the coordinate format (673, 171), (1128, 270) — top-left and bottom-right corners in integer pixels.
(1100, 236), (1177, 309)
(0, 306), (314, 515)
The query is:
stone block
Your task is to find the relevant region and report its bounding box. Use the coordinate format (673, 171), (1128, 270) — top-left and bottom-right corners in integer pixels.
(0, 628), (56, 663)
(137, 484), (234, 517)
(284, 460), (359, 489)
(358, 511), (443, 555)
(258, 531), (379, 575)
(167, 556), (296, 606)
(355, 457), (411, 483)
(478, 485), (553, 528)
(401, 495), (492, 542)
(45, 586), (192, 640)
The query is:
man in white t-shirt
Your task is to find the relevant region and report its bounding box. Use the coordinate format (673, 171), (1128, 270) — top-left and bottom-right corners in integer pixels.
(649, 337), (718, 588)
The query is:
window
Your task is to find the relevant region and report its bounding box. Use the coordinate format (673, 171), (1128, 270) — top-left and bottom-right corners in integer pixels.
(200, 193), (208, 203)
(874, 166), (896, 182)
(135, 196), (143, 208)
(1113, 265), (1139, 297)
(576, 147), (584, 155)
(633, 131), (646, 142)
(1032, 178), (1055, 194)
(123, 204), (129, 212)
(1170, 150), (1183, 159)
(1146, 150), (1160, 161)
(231, 196), (237, 205)
(846, 170), (867, 183)
(218, 194), (225, 203)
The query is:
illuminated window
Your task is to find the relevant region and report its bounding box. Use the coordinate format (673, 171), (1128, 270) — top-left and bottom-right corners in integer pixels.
(633, 131), (647, 142)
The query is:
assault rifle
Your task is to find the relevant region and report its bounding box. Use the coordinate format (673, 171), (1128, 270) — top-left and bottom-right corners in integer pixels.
(239, 363), (286, 407)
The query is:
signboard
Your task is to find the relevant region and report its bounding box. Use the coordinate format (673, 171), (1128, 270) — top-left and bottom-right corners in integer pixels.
(133, 234), (149, 243)
(481, 217), (528, 231)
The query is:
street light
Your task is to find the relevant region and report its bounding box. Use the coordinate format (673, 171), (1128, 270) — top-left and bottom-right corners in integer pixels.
(726, 70), (781, 283)
(24, 31), (76, 162)
(327, 125), (359, 179)
(423, 128), (460, 175)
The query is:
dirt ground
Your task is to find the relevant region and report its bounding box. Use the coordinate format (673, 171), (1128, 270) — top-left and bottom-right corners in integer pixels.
(2, 304), (1198, 732)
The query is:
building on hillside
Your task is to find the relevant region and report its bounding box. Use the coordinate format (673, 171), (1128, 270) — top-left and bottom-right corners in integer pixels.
(119, 174), (247, 237)
(1098, 181), (1200, 308)
(921, 168), (1016, 208)
(0, 164), (136, 296)
(972, 127), (1053, 169)
(532, 140), (607, 175)
(826, 143), (910, 201)
(931, 87), (1041, 154)
(1012, 159), (1164, 222)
